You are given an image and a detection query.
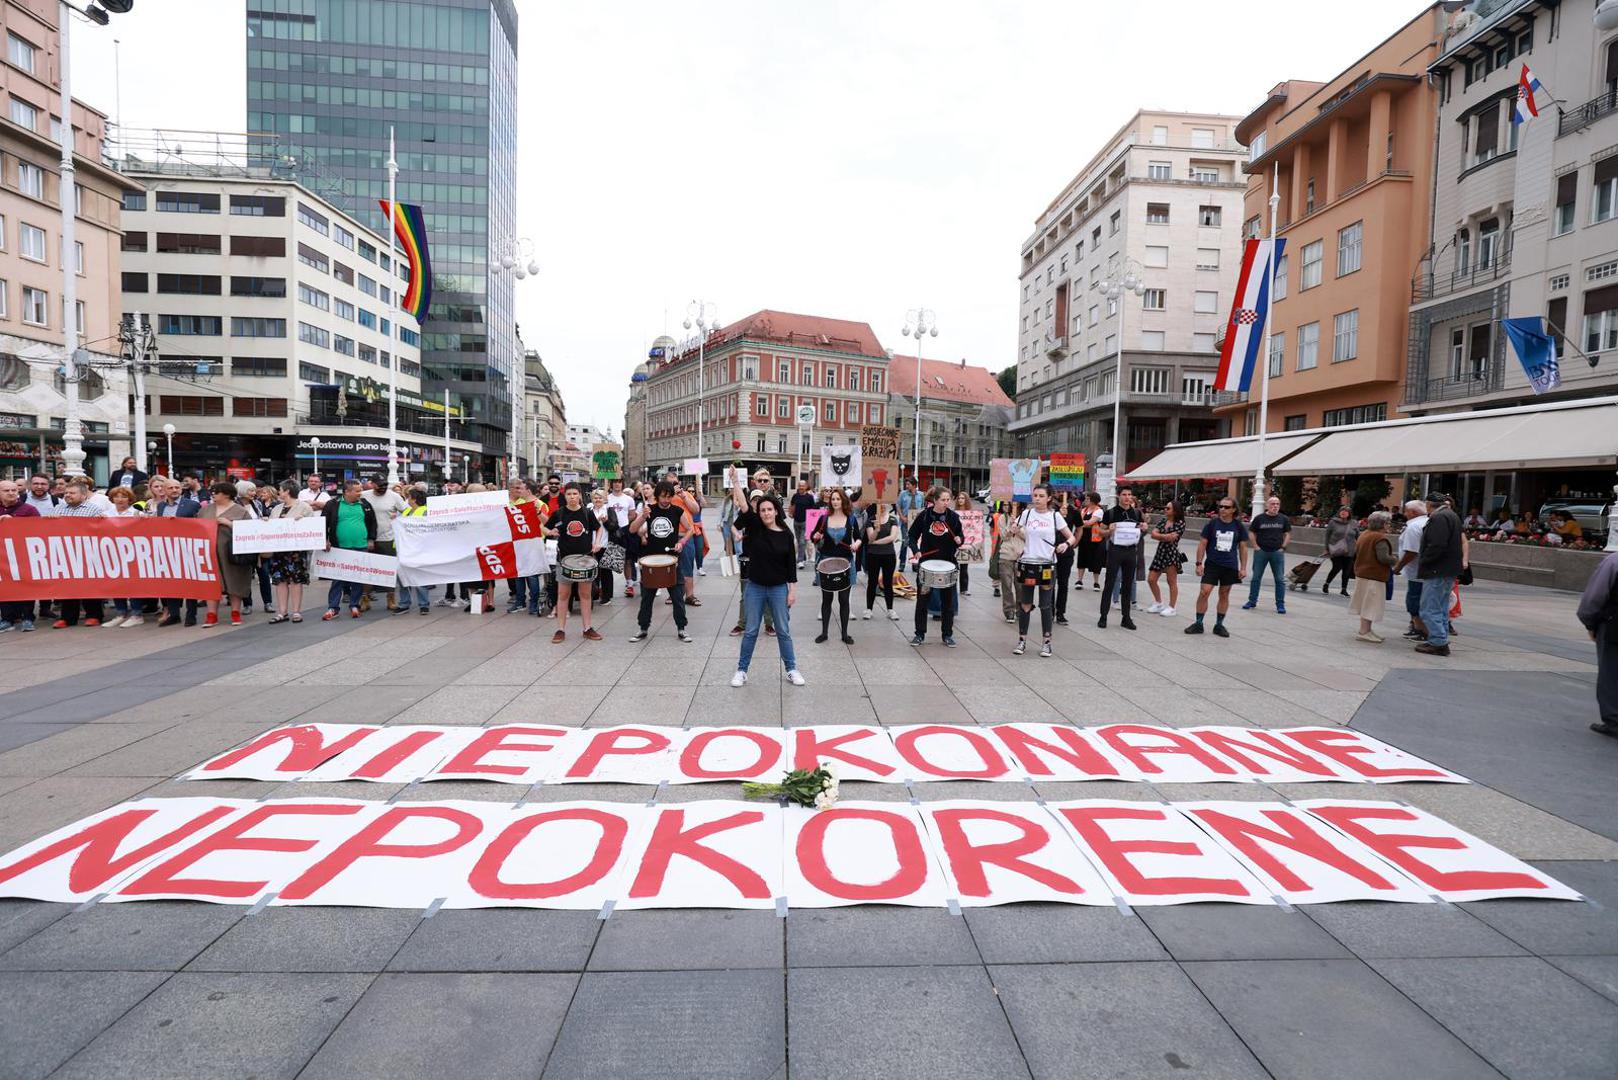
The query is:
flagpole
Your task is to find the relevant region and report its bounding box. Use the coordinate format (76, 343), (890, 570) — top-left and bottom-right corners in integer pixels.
(385, 127), (400, 488)
(1250, 162), (1280, 522)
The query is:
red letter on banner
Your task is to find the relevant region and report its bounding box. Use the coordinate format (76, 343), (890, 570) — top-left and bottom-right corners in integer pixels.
(279, 806), (484, 901)
(628, 808), (770, 899)
(892, 726), (1009, 779)
(566, 728), (671, 779)
(1306, 804), (1547, 892)
(438, 726), (569, 778)
(470, 808), (630, 900)
(1189, 808), (1399, 893)
(1094, 725), (1239, 777)
(678, 729), (782, 780)
(0, 805), (237, 894)
(1279, 730), (1447, 781)
(796, 809), (928, 901)
(201, 725), (380, 775)
(991, 725), (1121, 778)
(1187, 730), (1340, 778)
(350, 730), (447, 780)
(120, 803), (363, 899)
(931, 808), (1083, 898)
(1058, 805), (1248, 897)
(793, 728), (896, 777)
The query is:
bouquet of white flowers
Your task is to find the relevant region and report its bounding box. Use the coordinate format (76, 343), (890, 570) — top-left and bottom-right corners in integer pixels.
(742, 765), (839, 810)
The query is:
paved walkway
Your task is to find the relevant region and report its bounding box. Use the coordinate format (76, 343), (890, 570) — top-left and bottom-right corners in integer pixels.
(0, 548), (1614, 1079)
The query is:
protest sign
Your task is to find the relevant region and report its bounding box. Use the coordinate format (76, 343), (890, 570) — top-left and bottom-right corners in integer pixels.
(394, 513), (516, 586)
(311, 548), (398, 588)
(425, 490), (508, 517)
(957, 510), (985, 562)
(820, 444), (861, 490)
(859, 426), (900, 502)
(229, 517), (326, 555)
(0, 517), (220, 602)
(683, 457), (709, 477)
(1048, 453), (1087, 493)
(805, 508), (827, 540)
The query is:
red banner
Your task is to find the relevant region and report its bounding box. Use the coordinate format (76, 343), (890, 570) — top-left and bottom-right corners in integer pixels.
(0, 516), (222, 602)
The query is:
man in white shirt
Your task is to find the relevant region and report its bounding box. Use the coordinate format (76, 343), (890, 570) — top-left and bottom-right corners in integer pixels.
(360, 473), (407, 612)
(606, 478), (636, 531)
(1393, 500), (1429, 641)
(297, 473), (330, 508)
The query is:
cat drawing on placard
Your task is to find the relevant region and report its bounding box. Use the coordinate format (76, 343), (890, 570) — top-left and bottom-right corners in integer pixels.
(829, 452), (853, 479)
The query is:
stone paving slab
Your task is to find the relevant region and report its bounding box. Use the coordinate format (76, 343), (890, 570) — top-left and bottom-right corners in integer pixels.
(0, 901), (244, 972)
(963, 903), (1168, 964)
(1136, 903), (1354, 962)
(0, 969), (168, 1080)
(185, 906), (420, 972)
(1300, 900), (1530, 959)
(589, 909), (782, 970)
(387, 909), (600, 972)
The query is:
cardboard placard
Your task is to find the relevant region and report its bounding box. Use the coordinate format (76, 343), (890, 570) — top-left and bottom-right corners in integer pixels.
(311, 548), (399, 588)
(820, 444), (861, 489)
(229, 517), (327, 554)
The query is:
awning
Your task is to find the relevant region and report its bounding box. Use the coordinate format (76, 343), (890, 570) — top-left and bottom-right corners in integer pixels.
(1271, 396), (1618, 476)
(1123, 431), (1324, 481)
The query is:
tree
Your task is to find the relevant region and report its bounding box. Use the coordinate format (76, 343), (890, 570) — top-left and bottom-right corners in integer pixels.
(996, 365), (1017, 399)
(1351, 477), (1391, 518)
(1316, 474), (1345, 517)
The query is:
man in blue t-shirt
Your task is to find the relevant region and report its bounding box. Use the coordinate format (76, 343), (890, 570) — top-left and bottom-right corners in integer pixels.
(1186, 497), (1248, 638)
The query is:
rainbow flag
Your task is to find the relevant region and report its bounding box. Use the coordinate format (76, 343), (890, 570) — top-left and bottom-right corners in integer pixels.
(377, 199), (432, 322)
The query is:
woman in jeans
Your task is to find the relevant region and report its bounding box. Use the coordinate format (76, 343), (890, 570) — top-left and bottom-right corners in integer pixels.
(1322, 506), (1360, 596)
(105, 486), (147, 627)
(862, 501), (901, 620)
(728, 469), (803, 687)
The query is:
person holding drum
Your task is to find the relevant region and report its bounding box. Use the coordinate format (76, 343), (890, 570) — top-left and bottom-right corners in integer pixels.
(727, 470), (803, 687)
(1011, 483), (1075, 657)
(862, 501), (902, 621)
(810, 488), (861, 644)
(546, 482), (605, 643)
(907, 486), (965, 648)
(628, 480), (694, 644)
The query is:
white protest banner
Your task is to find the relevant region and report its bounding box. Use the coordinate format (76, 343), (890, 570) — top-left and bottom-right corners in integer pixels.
(312, 548), (398, 588)
(229, 517), (327, 555)
(424, 490), (508, 517)
(682, 457), (709, 477)
(394, 513), (515, 586)
(185, 723), (1466, 788)
(0, 796), (1580, 909)
(820, 444), (861, 488)
(722, 466), (747, 489)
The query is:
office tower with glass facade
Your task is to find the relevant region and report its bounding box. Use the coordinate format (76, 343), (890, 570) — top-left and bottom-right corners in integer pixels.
(245, 0), (518, 468)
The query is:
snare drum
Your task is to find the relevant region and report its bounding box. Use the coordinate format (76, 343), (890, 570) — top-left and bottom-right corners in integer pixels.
(816, 557), (851, 592)
(559, 554), (599, 583)
(917, 559), (959, 591)
(1016, 557), (1056, 590)
(638, 553), (679, 590)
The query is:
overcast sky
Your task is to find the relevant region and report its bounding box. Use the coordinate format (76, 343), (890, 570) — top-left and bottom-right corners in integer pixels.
(71, 0), (1430, 437)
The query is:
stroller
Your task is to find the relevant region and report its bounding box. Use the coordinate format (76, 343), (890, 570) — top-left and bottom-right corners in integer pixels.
(1286, 555), (1326, 591)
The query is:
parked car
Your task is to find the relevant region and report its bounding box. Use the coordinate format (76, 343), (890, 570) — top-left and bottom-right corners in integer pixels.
(1538, 501), (1612, 539)
(974, 487), (992, 503)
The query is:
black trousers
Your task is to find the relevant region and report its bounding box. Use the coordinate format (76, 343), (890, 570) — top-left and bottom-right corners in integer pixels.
(1054, 548), (1076, 618)
(1100, 546), (1139, 621)
(0, 600), (31, 624)
(1324, 555), (1354, 591)
(865, 553), (896, 611)
(1599, 622), (1618, 727)
(638, 580), (686, 631)
(593, 565), (615, 603)
(916, 584), (956, 638)
(958, 561), (970, 594)
(59, 598), (104, 625)
(1017, 578), (1054, 639)
(820, 586), (850, 636)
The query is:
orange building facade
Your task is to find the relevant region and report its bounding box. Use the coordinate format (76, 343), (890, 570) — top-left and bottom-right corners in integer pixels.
(1217, 5), (1447, 437)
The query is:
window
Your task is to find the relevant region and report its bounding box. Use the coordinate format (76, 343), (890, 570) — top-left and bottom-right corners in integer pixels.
(1323, 404), (1387, 427)
(869, 372), (881, 393)
(298, 322), (329, 348)
(233, 397), (288, 418)
(121, 272), (148, 293)
(1088, 304), (1099, 326)
(1472, 102), (1500, 165)
(1297, 322), (1319, 370)
(334, 299), (355, 321)
(398, 326), (419, 347)
(1551, 273), (1571, 291)
(122, 231), (148, 255)
(156, 273), (221, 295)
(1244, 215), (1262, 239)
(1191, 127), (1215, 149)
(333, 225), (355, 250)
(231, 357), (286, 377)
(297, 242), (328, 272)
(1248, 130), (1267, 160)
(1595, 158), (1618, 224)
(1300, 240), (1323, 290)
(1583, 285), (1618, 353)
(230, 276), (286, 298)
(1192, 167), (1220, 184)
(333, 334), (356, 357)
(1109, 210), (1121, 235)
(848, 368), (861, 391)
(848, 402), (861, 423)
(1192, 332), (1216, 352)
(870, 403), (883, 424)
(1268, 332), (1285, 378)
(231, 234), (284, 257)
(824, 366), (837, 388)
(1477, 217), (1501, 268)
(22, 286), (46, 326)
(1337, 221), (1363, 275)
(1146, 203), (1170, 224)
(1332, 309), (1359, 361)
(332, 261), (354, 286)
(358, 344), (377, 364)
(1152, 125), (1169, 145)
(229, 194), (285, 216)
(1193, 290), (1218, 313)
(755, 394), (769, 418)
(154, 191), (220, 214)
(74, 240), (83, 275)
(19, 223), (44, 261)
(1130, 366), (1171, 394)
(1104, 333), (1117, 355)
(7, 33), (37, 73)
(296, 202), (329, 235)
(1197, 205), (1222, 227)
(1140, 330), (1166, 351)
(1142, 288), (1166, 310)
(9, 97), (37, 130)
(358, 238), (377, 262)
(1555, 172), (1577, 236)
(1456, 228), (1472, 273)
(298, 283), (330, 311)
(232, 317), (286, 337)
(1147, 161), (1171, 180)
(825, 401), (837, 421)
(159, 396), (223, 417)
(159, 314), (221, 336)
(17, 161), (42, 199)
(1196, 248), (1220, 269)
(1271, 254), (1288, 301)
(298, 362), (330, 384)
(1144, 245), (1168, 268)
(776, 396), (790, 418)
(157, 232), (220, 255)
(357, 308), (377, 329)
(358, 274), (377, 297)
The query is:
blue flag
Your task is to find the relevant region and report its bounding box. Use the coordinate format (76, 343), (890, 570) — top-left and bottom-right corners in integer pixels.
(1501, 316), (1561, 395)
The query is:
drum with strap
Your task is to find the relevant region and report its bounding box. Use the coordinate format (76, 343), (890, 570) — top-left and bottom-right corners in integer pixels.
(816, 557), (851, 592)
(1016, 557), (1056, 590)
(917, 559), (959, 591)
(559, 554), (599, 582)
(638, 553), (679, 590)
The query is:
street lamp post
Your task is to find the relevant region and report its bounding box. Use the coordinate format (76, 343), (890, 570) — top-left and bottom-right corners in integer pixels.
(490, 235), (539, 484)
(1100, 258), (1147, 503)
(161, 423), (175, 477)
(684, 301), (719, 483)
(309, 436), (321, 480)
(902, 309), (939, 484)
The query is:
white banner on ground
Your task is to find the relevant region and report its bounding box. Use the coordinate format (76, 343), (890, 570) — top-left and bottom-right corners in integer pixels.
(0, 796), (1577, 909)
(184, 723), (1469, 787)
(424, 490), (508, 517)
(311, 548), (398, 588)
(229, 517), (326, 554)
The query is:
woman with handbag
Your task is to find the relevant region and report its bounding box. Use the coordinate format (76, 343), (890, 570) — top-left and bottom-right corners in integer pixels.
(266, 479), (315, 623)
(1350, 510), (1398, 643)
(1322, 507), (1360, 596)
(198, 481), (254, 626)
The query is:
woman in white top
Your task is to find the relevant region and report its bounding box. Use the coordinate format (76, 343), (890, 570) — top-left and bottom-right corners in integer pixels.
(1009, 483), (1074, 658)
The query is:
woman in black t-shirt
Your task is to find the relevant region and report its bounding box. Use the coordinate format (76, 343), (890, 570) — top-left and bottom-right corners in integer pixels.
(863, 502), (901, 621)
(545, 482), (605, 645)
(728, 469), (803, 688)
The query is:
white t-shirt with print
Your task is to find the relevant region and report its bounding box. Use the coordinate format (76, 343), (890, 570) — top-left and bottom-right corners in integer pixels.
(1018, 509), (1064, 562)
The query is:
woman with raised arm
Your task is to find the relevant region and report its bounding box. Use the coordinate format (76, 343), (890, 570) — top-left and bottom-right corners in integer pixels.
(729, 467), (802, 687)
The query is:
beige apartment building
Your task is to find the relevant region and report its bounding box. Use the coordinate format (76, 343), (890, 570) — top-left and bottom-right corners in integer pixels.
(1216, 4), (1445, 437)
(522, 347), (566, 477)
(1011, 109), (1247, 474)
(0, 0), (136, 482)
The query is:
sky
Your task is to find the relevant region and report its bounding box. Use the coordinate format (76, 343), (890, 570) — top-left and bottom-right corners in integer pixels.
(70, 0), (1432, 437)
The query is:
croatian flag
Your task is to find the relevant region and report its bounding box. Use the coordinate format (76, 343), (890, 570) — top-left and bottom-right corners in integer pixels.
(1514, 64), (1543, 124)
(1214, 238), (1285, 393)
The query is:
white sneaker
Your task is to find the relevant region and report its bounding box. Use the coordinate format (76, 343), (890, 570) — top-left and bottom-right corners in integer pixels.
(888, 609), (899, 621)
(121, 615), (145, 628)
(786, 669), (806, 686)
(1146, 602), (1164, 614)
(102, 618), (122, 628)
(862, 609), (872, 620)
(1160, 606), (1176, 617)
(730, 670), (748, 687)
(698, 568), (706, 576)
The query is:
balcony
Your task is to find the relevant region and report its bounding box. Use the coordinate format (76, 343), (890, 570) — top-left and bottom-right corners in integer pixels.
(1411, 245), (1511, 303)
(1045, 335), (1069, 357)
(1403, 370), (1499, 407)
(1558, 88), (1618, 137)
